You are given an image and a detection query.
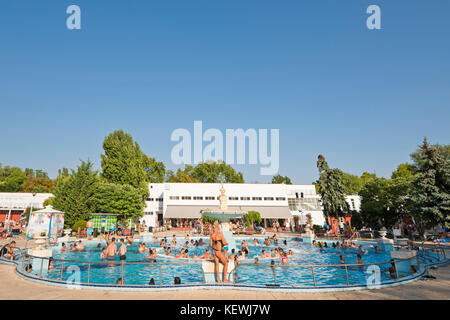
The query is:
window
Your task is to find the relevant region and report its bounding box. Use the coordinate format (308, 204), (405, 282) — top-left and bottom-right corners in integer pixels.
(169, 196), (179, 200)
(276, 197), (286, 201)
(264, 197), (274, 201)
(181, 196), (192, 200)
(193, 196), (203, 200)
(229, 197), (239, 200)
(252, 197), (262, 201)
(205, 196), (215, 200)
(157, 198), (163, 201)
(240, 197), (250, 201)
(147, 198), (154, 201)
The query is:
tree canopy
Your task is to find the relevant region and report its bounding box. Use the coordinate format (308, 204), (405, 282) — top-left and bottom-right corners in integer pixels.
(410, 138), (450, 231)
(52, 160), (100, 228)
(315, 155), (349, 218)
(165, 161), (244, 183)
(271, 174), (292, 184)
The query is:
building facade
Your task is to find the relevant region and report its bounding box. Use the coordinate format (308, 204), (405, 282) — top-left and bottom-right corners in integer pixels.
(140, 183), (327, 228)
(0, 192), (53, 224)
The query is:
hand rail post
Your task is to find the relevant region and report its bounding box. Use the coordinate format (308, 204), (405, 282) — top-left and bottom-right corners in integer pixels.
(60, 261), (64, 280)
(87, 263), (91, 284)
(393, 260), (399, 279)
(121, 261), (124, 285)
(39, 258), (44, 278)
(408, 258), (413, 275)
(345, 265), (349, 286)
(311, 266), (316, 287)
(159, 264), (162, 286)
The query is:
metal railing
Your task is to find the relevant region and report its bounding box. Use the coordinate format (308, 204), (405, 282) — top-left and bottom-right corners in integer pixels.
(18, 251), (429, 289)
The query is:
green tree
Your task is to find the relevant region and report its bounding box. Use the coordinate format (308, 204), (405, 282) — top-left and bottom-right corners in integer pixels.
(391, 163), (414, 179)
(190, 160), (244, 183)
(165, 168), (198, 183)
(94, 182), (144, 221)
(101, 130), (149, 196)
(359, 177), (412, 230)
(242, 211), (262, 229)
(22, 176), (54, 193)
(315, 155), (349, 218)
(271, 175), (292, 184)
(52, 160), (100, 228)
(340, 172), (364, 195)
(142, 155), (166, 183)
(0, 165), (27, 192)
(410, 138), (450, 234)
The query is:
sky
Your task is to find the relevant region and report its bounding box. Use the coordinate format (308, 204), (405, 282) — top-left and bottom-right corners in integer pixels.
(0, 0), (449, 183)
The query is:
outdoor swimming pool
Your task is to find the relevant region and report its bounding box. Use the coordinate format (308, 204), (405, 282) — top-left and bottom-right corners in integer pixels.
(15, 236), (443, 290)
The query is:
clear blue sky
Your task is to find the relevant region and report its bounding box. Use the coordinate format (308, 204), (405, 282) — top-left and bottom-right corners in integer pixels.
(0, 0), (449, 183)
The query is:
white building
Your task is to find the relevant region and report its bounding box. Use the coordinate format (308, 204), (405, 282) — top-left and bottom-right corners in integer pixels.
(0, 192), (53, 223)
(140, 183), (326, 228)
(346, 195), (361, 212)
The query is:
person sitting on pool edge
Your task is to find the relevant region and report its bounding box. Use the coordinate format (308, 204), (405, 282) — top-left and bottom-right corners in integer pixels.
(210, 221), (230, 283)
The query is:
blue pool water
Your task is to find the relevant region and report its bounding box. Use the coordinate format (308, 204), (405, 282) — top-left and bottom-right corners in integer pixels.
(30, 237), (421, 287)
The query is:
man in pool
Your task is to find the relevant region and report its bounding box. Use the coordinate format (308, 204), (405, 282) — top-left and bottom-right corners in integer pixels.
(100, 247), (107, 259)
(339, 254), (346, 264)
(200, 248), (212, 259)
(61, 243), (68, 252)
(126, 236), (134, 246)
(106, 237), (117, 259)
(171, 235), (177, 246)
(261, 249), (269, 258)
(117, 238), (127, 260)
(75, 241), (84, 251)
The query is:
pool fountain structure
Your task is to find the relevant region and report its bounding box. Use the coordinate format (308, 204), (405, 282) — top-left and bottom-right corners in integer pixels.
(200, 185), (246, 283)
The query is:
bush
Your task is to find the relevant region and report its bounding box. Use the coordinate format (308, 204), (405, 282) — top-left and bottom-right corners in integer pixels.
(73, 220), (87, 231)
(312, 224), (323, 232)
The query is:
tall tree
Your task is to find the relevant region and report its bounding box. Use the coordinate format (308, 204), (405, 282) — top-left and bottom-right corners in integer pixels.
(22, 176), (54, 193)
(410, 138), (450, 234)
(165, 168), (198, 183)
(359, 177), (411, 230)
(315, 155), (349, 218)
(391, 163), (414, 179)
(94, 182), (144, 221)
(271, 175), (292, 184)
(190, 161), (244, 183)
(0, 165), (27, 192)
(52, 160), (100, 228)
(142, 155), (166, 183)
(101, 130), (149, 195)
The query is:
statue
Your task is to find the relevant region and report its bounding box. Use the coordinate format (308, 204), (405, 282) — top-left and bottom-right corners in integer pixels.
(218, 186), (228, 211)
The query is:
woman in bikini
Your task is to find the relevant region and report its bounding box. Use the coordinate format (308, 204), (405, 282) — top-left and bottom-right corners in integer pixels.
(210, 221), (230, 283)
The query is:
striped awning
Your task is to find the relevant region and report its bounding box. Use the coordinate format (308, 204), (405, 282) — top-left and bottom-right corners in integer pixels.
(164, 205), (292, 219)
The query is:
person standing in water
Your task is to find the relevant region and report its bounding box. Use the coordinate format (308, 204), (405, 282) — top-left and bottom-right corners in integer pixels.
(210, 221), (230, 283)
(117, 238), (127, 260)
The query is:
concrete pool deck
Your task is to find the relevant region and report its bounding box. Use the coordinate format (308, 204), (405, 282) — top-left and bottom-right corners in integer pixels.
(1, 235), (449, 300)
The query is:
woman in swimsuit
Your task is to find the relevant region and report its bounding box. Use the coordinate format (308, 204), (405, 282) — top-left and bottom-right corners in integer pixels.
(210, 221), (230, 283)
